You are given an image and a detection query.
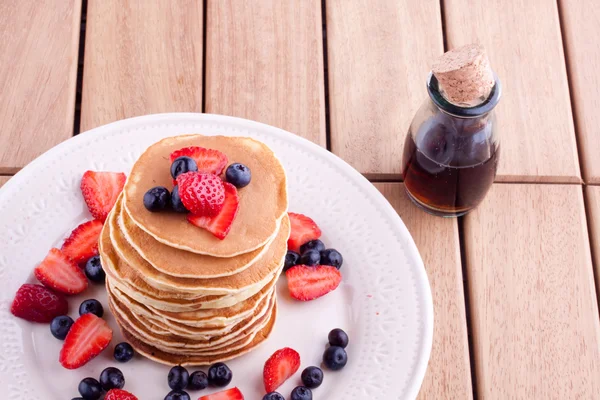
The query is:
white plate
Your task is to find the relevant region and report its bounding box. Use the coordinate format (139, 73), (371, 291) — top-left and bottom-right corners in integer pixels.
(0, 113), (432, 400)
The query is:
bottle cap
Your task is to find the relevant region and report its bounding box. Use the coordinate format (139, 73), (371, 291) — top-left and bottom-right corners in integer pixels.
(432, 43), (495, 106)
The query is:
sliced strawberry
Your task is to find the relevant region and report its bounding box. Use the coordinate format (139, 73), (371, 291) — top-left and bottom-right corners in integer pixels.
(263, 347), (301, 393)
(59, 313), (113, 369)
(61, 220), (103, 264)
(188, 182), (239, 239)
(34, 248), (88, 294)
(81, 171), (126, 222)
(199, 387), (244, 400)
(286, 265), (342, 301)
(177, 172), (225, 216)
(287, 213), (322, 252)
(10, 284), (69, 323)
(105, 389), (138, 400)
(170, 146), (228, 175)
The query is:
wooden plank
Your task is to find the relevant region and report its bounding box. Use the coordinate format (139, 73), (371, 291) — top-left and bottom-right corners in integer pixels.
(0, 0), (81, 173)
(205, 0), (325, 146)
(375, 183), (472, 399)
(81, 0), (203, 132)
(326, 0), (443, 178)
(464, 184), (600, 399)
(0, 177), (10, 187)
(585, 186), (600, 285)
(444, 0), (580, 183)
(559, 0), (600, 184)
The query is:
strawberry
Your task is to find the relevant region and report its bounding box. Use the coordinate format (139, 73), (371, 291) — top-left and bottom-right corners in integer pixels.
(170, 146), (228, 175)
(10, 283), (68, 323)
(59, 313), (113, 369)
(34, 248), (88, 294)
(188, 182), (239, 239)
(177, 172), (225, 216)
(199, 387), (244, 400)
(263, 347), (301, 393)
(81, 171), (126, 222)
(61, 220), (103, 264)
(287, 213), (322, 252)
(286, 265), (342, 301)
(105, 389), (138, 400)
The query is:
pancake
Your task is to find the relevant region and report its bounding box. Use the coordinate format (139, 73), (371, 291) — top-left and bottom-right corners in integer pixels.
(123, 135), (288, 257)
(120, 196), (271, 279)
(108, 283), (274, 343)
(118, 302), (277, 366)
(109, 198), (290, 295)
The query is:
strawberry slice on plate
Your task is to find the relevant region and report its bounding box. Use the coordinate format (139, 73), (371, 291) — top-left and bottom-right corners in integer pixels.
(34, 248), (88, 294)
(170, 146), (228, 175)
(177, 172), (225, 216)
(286, 265), (342, 301)
(81, 171), (126, 222)
(199, 387), (244, 400)
(59, 313), (113, 369)
(61, 220), (103, 264)
(263, 347), (301, 393)
(10, 283), (69, 323)
(287, 212), (322, 252)
(105, 389), (138, 400)
(188, 182), (239, 239)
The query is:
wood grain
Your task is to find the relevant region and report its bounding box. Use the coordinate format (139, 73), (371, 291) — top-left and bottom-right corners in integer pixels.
(375, 183), (472, 399)
(0, 0), (81, 173)
(0, 177), (10, 187)
(559, 0), (600, 183)
(326, 0), (443, 178)
(585, 186), (600, 285)
(464, 184), (600, 399)
(81, 0), (203, 132)
(205, 0), (325, 146)
(444, 0), (580, 183)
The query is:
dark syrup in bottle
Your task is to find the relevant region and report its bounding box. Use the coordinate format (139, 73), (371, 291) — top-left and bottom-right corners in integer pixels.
(402, 115), (499, 216)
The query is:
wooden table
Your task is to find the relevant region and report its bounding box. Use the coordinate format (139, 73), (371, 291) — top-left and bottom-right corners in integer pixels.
(2, 1), (600, 398)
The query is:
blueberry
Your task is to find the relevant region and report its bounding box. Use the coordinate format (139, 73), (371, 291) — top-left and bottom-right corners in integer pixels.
(144, 186), (171, 212)
(164, 390), (191, 400)
(301, 366), (323, 388)
(114, 342), (134, 362)
(50, 315), (74, 340)
(291, 386), (313, 400)
(263, 392), (285, 400)
(99, 367), (125, 390)
(168, 365), (189, 390)
(300, 239), (325, 254)
(323, 346), (348, 370)
(328, 328), (349, 348)
(207, 362), (232, 387)
(284, 250), (300, 271)
(171, 156), (198, 180)
(171, 185), (188, 213)
(300, 249), (320, 266)
(84, 255), (105, 283)
(188, 370), (208, 390)
(225, 163), (251, 188)
(79, 299), (104, 317)
(320, 248), (343, 269)
(78, 377), (102, 400)
(72, 398), (84, 400)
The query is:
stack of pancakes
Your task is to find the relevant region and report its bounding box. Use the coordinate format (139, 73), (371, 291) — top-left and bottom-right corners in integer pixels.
(98, 135), (288, 366)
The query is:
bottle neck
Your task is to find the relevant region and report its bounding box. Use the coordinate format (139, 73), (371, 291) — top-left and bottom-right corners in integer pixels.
(427, 72), (501, 118)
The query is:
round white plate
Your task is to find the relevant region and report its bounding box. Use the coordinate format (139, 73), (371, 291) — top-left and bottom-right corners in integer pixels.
(0, 113), (432, 400)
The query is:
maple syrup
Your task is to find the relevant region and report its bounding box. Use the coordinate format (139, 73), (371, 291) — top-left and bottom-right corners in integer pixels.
(402, 44), (501, 217)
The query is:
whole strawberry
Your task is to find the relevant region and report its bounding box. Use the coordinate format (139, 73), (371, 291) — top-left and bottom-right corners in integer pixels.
(11, 284), (69, 323)
(177, 172), (225, 217)
(105, 389), (138, 400)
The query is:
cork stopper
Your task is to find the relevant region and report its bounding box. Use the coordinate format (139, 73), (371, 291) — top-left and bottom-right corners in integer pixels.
(432, 43), (495, 107)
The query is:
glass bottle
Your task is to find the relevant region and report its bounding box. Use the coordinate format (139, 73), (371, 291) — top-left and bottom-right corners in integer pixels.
(401, 50), (501, 217)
